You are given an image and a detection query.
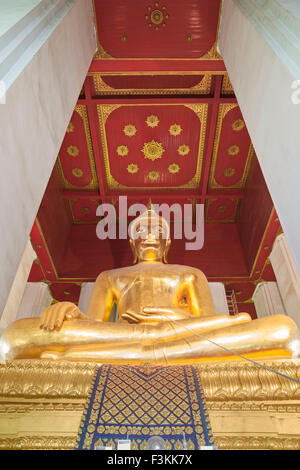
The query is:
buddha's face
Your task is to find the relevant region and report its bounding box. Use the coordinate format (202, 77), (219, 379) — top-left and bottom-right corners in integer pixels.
(130, 216), (170, 262)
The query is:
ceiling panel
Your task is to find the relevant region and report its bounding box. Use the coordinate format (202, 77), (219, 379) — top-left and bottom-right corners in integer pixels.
(58, 106), (98, 190)
(97, 103), (207, 190)
(93, 0), (221, 59)
(209, 104), (253, 190)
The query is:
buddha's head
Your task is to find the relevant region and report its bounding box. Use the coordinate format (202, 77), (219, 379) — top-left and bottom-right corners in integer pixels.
(129, 203), (171, 263)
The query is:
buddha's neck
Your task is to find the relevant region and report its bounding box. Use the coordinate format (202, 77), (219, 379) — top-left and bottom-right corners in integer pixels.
(138, 257), (163, 264)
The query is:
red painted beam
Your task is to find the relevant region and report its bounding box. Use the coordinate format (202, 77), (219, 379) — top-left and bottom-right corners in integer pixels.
(84, 78), (107, 202)
(89, 60), (226, 74)
(62, 190), (245, 201)
(62, 190), (100, 200)
(77, 97), (237, 105)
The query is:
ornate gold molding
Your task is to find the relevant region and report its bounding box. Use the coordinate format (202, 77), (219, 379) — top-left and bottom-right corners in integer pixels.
(0, 402), (85, 413)
(215, 436), (300, 450)
(1, 360), (300, 401)
(0, 361), (96, 398)
(199, 361), (300, 401)
(92, 74), (212, 96)
(221, 73), (235, 95)
(0, 436), (76, 450)
(1, 360), (300, 450)
(207, 401), (300, 412)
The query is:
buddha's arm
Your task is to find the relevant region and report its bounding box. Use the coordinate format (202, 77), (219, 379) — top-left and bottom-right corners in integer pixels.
(39, 271), (117, 331)
(86, 271), (119, 322)
(188, 270), (217, 317)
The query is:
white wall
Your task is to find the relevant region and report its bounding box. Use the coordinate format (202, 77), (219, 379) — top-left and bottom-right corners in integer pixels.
(270, 234), (300, 328)
(0, 240), (36, 329)
(0, 0), (97, 314)
(0, 1), (43, 36)
(219, 0), (300, 273)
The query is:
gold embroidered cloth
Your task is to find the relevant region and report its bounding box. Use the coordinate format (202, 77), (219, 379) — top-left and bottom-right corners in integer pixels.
(76, 365), (214, 450)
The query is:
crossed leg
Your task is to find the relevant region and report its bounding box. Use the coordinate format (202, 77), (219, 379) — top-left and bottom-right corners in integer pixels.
(2, 313), (252, 360)
(40, 315), (298, 364)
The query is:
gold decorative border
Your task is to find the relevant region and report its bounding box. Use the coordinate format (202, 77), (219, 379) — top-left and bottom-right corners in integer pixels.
(209, 104), (254, 190)
(221, 72), (235, 95)
(92, 73), (212, 96)
(214, 436), (300, 451)
(0, 436), (77, 450)
(91, 71), (226, 76)
(97, 103), (208, 191)
(57, 105), (99, 191)
(1, 360), (300, 400)
(1, 433), (300, 450)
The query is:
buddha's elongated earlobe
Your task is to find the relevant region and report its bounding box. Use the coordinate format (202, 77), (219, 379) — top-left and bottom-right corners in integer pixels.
(130, 239), (138, 264)
(163, 239), (171, 264)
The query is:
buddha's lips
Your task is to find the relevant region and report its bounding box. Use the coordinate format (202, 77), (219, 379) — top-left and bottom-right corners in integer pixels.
(140, 240), (160, 246)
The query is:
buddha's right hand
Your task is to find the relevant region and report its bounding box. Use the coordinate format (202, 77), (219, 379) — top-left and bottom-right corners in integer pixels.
(40, 302), (85, 331)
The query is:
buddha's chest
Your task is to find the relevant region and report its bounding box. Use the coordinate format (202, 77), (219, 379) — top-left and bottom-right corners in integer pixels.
(117, 271), (182, 305)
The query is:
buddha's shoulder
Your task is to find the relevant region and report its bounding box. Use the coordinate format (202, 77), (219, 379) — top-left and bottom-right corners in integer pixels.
(96, 266), (132, 279)
(96, 264), (207, 280)
(170, 264), (207, 278)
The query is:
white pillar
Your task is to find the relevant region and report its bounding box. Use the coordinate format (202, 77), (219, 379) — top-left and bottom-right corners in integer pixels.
(208, 283), (230, 315)
(270, 234), (300, 328)
(78, 283), (95, 315)
(218, 0), (300, 273)
(17, 282), (52, 320)
(253, 282), (286, 318)
(0, 0), (96, 313)
(0, 240), (36, 330)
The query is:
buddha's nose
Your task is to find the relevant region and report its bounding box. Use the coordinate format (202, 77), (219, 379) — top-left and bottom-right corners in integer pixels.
(145, 232), (158, 243)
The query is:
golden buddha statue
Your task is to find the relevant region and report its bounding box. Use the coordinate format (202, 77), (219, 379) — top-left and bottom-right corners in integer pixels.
(2, 205), (300, 364)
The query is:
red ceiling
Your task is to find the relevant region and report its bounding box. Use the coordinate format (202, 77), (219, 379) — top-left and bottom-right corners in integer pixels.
(100, 75), (206, 90)
(28, 1), (281, 319)
(94, 0), (221, 59)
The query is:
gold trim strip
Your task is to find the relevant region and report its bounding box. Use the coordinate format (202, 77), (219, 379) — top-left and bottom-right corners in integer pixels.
(92, 74), (212, 96)
(88, 71), (226, 76)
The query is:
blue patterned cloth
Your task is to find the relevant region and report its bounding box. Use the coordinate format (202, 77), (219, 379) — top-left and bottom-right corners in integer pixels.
(76, 365), (214, 450)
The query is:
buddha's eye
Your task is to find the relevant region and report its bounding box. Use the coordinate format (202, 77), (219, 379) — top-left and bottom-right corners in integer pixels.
(154, 226), (163, 233)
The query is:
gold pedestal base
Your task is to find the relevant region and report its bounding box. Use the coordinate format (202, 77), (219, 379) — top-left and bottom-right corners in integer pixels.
(1, 359), (300, 450)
